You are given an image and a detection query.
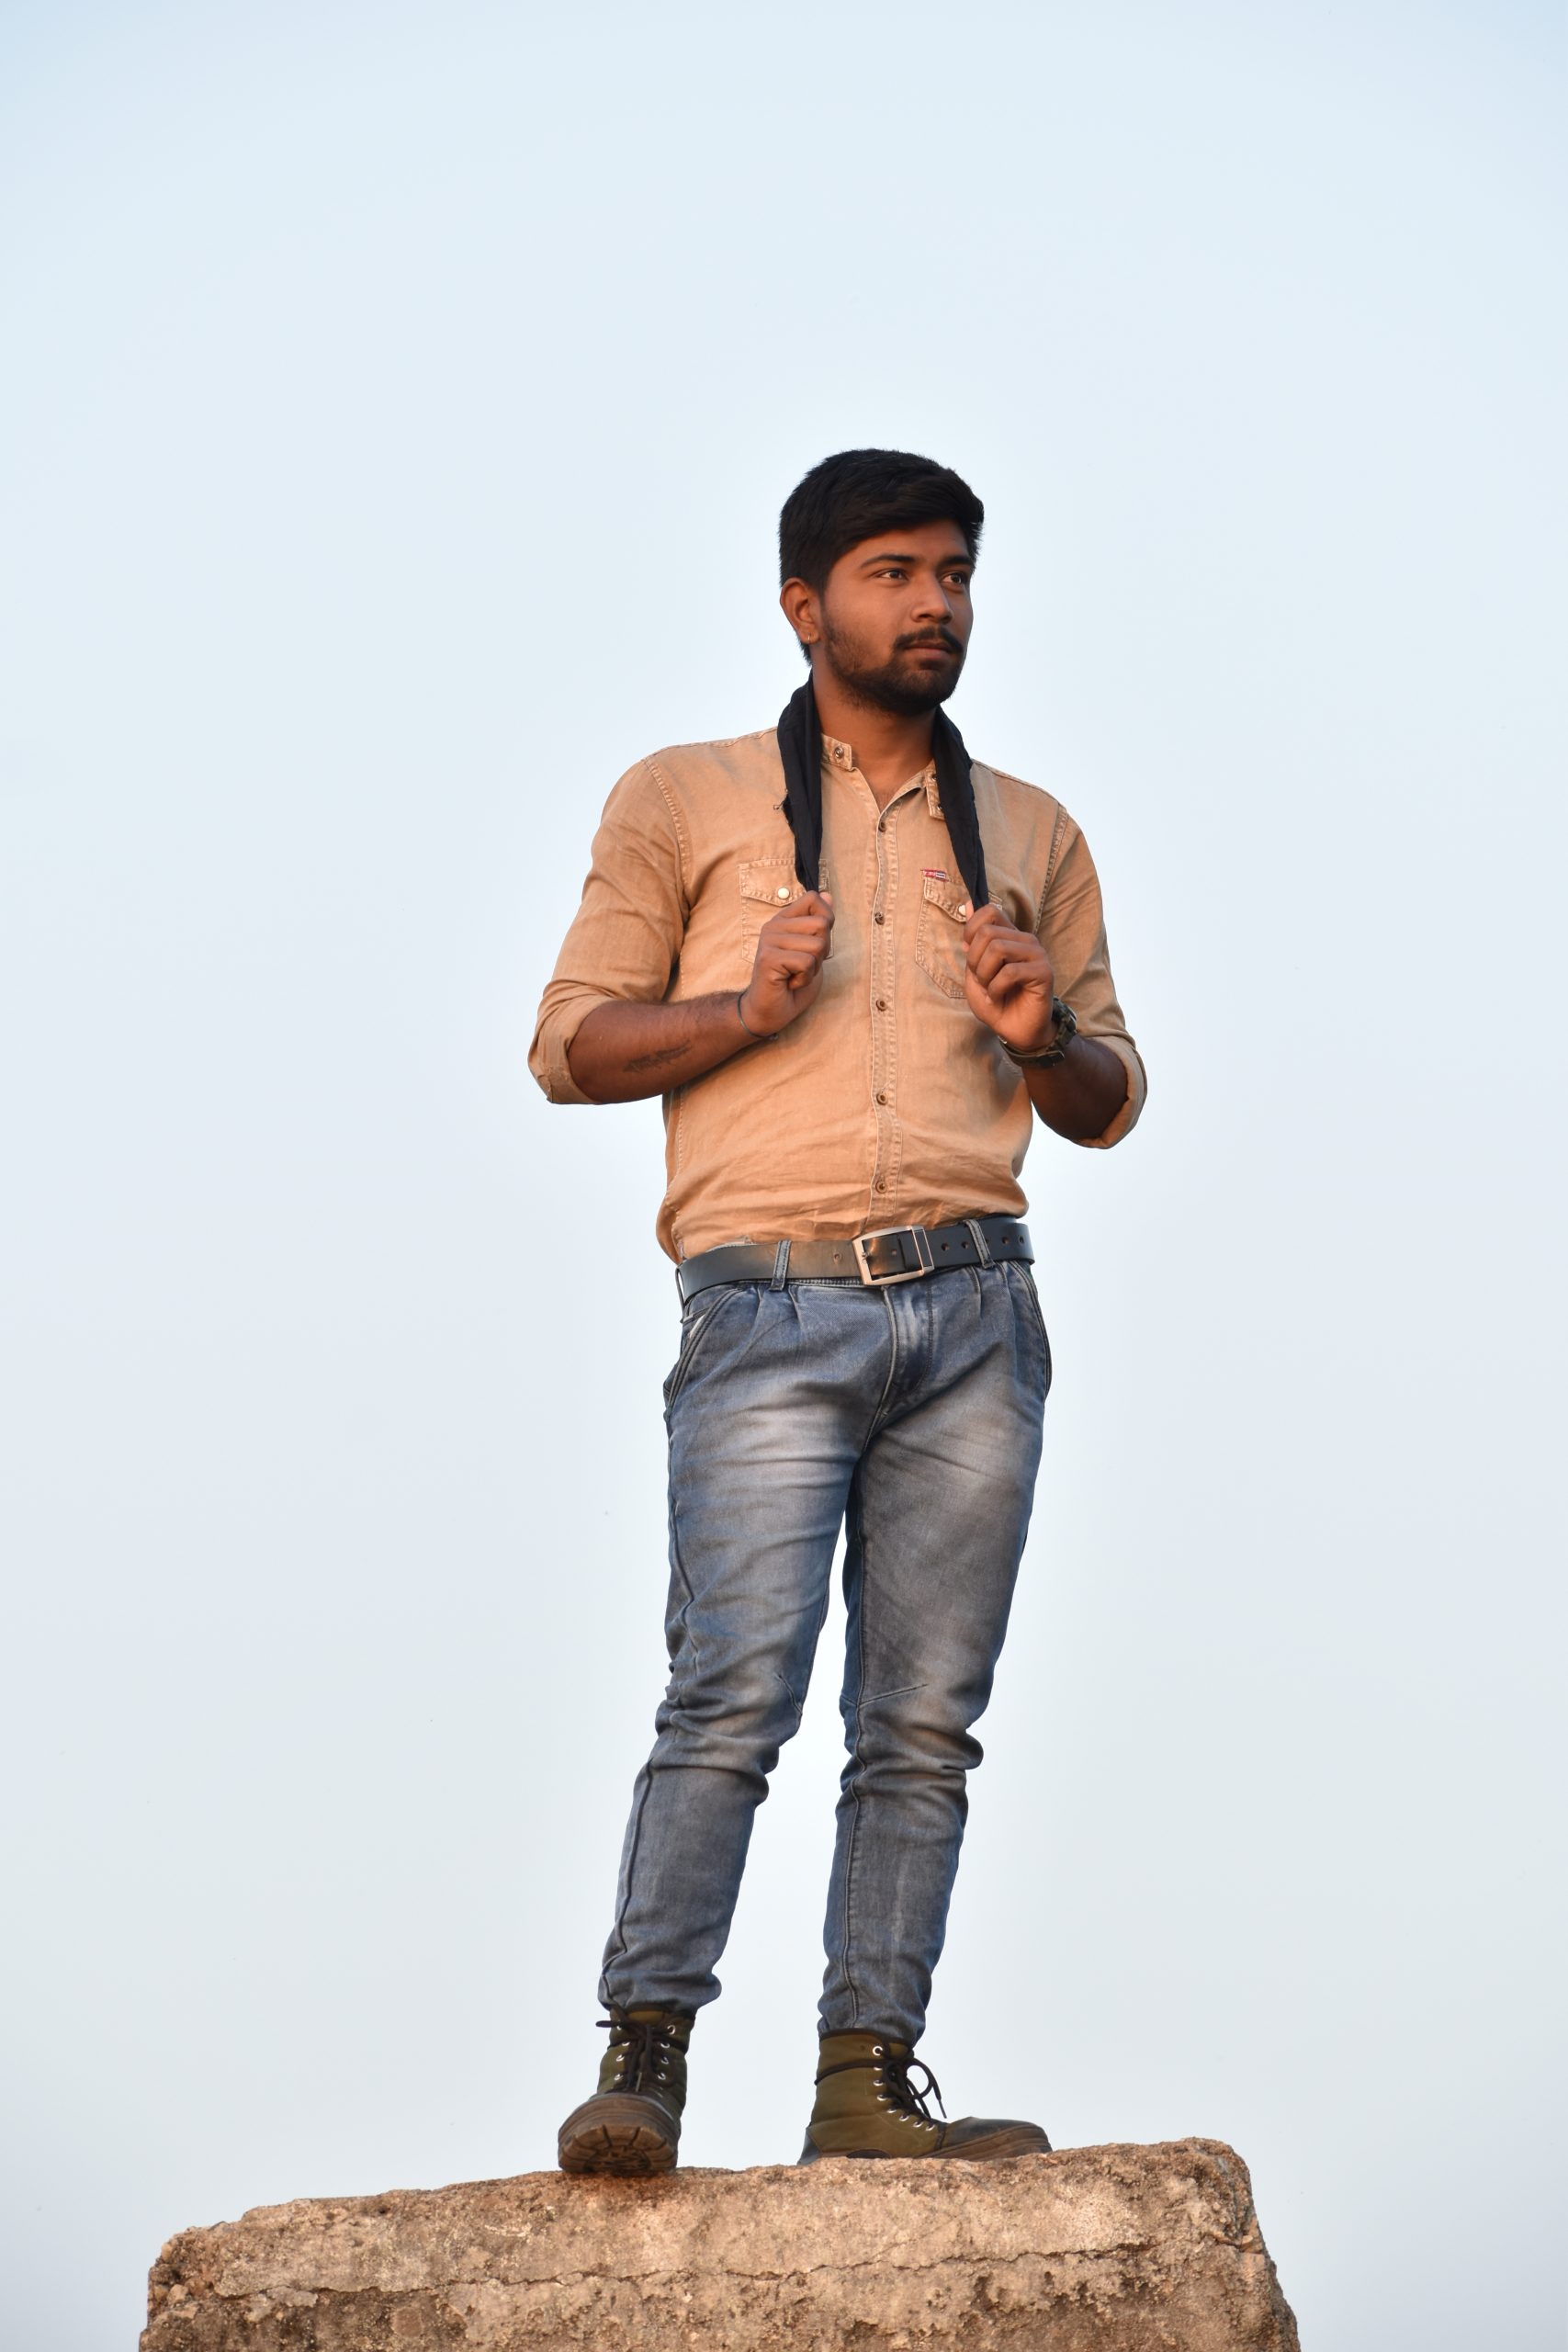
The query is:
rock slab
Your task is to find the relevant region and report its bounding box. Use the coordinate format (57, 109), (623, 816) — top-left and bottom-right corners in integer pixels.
(142, 2138), (1298, 2351)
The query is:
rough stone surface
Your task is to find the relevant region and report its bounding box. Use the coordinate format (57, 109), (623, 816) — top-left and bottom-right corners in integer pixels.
(142, 2138), (1298, 2351)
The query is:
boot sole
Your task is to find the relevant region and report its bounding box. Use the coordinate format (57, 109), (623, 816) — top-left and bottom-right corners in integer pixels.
(799, 2122), (1051, 2164)
(943, 2122), (1053, 2159)
(558, 2095), (679, 2177)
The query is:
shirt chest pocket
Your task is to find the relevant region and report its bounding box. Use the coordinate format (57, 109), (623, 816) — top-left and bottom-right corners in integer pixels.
(738, 858), (829, 975)
(914, 874), (973, 1000)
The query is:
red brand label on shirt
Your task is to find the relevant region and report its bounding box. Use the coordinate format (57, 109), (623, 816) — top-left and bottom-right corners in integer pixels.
(923, 867), (950, 880)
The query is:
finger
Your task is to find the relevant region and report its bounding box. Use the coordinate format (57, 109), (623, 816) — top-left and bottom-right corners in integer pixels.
(969, 937), (1047, 989)
(764, 907), (834, 939)
(962, 902), (1013, 944)
(966, 931), (1031, 971)
(761, 924), (831, 958)
(973, 966), (1026, 1003)
(762, 945), (829, 978)
(781, 891), (834, 929)
(965, 925), (1039, 963)
(978, 962), (1043, 1001)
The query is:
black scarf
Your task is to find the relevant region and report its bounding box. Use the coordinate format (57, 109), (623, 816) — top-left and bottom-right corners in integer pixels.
(775, 682), (988, 910)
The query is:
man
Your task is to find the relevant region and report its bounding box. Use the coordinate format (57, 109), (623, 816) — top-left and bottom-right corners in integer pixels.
(530, 448), (1145, 2175)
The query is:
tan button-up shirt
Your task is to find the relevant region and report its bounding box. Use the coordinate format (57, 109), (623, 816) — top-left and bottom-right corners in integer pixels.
(530, 726), (1145, 1261)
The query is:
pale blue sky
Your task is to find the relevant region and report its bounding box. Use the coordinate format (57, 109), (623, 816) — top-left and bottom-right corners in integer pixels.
(2, 5), (1562, 2346)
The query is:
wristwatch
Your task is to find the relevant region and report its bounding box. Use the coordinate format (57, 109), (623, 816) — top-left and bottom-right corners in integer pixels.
(1002, 998), (1077, 1067)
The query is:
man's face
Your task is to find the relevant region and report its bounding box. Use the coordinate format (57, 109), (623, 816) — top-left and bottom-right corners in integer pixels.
(790, 520), (976, 717)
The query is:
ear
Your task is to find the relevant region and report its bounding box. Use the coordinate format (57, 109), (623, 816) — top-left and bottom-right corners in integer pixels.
(779, 576), (821, 649)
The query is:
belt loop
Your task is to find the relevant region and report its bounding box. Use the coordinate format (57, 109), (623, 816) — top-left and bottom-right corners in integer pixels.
(965, 1216), (994, 1269)
(771, 1238), (791, 1289)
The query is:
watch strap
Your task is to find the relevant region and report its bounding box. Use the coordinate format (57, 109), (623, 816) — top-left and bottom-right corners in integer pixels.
(1002, 998), (1077, 1067)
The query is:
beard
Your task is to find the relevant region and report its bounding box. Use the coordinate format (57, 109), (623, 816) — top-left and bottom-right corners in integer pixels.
(819, 617), (966, 717)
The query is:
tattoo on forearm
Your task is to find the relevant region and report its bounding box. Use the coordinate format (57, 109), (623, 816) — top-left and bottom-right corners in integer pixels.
(624, 1043), (694, 1074)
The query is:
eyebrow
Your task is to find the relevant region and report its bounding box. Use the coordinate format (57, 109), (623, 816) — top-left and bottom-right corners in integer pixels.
(858, 548), (975, 571)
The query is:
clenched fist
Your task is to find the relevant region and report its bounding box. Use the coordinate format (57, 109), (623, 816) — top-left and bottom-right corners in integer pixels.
(739, 890), (835, 1037)
(961, 902), (1059, 1055)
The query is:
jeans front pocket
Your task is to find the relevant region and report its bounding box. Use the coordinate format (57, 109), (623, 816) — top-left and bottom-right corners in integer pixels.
(661, 1285), (741, 1410)
(1003, 1261), (1053, 1393)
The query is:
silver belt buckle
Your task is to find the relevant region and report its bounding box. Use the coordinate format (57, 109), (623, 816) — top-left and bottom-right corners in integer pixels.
(852, 1225), (935, 1286)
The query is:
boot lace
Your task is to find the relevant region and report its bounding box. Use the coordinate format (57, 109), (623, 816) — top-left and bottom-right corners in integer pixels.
(598, 2014), (682, 2096)
(877, 2049), (946, 2124)
(818, 2045), (948, 2125)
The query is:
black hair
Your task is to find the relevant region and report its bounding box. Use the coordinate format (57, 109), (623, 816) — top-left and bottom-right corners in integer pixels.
(778, 447), (985, 590)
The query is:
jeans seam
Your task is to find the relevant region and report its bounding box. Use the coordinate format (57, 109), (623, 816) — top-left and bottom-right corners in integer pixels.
(665, 1469), (702, 1702)
(605, 1467), (702, 1991)
(838, 1295), (901, 2026)
(602, 1762), (655, 1984)
(838, 1485), (871, 2028)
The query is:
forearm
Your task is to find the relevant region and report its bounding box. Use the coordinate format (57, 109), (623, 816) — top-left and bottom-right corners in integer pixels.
(1022, 1034), (1130, 1142)
(566, 993), (756, 1103)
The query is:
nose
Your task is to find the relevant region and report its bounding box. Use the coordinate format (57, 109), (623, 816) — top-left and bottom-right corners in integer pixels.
(909, 571), (954, 623)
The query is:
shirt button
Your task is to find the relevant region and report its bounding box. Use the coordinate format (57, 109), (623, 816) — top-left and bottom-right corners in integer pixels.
(875, 1091), (887, 1105)
(874, 910), (886, 924)
(776, 886), (791, 900)
(875, 998), (887, 1012)
(874, 1178), (886, 1192)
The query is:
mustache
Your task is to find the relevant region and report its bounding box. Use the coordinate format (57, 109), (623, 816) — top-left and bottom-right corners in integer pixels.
(895, 630), (963, 655)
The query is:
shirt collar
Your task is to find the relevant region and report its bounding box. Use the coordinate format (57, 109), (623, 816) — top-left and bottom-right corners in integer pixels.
(820, 731), (942, 814)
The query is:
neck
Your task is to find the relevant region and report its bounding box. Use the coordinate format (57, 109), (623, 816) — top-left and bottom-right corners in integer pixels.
(809, 668), (936, 807)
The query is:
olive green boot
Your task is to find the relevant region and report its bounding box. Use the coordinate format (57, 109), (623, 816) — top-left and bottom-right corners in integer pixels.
(557, 2007), (693, 2177)
(797, 2031), (1051, 2164)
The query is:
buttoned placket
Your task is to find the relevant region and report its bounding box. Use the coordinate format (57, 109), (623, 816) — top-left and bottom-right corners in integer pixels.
(824, 741), (940, 1223)
(531, 723), (1145, 1255)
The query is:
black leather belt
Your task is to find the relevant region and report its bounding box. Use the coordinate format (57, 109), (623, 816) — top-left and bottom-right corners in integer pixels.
(675, 1216), (1033, 1304)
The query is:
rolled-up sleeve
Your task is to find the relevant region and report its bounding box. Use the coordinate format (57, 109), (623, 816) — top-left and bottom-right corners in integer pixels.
(528, 761), (688, 1104)
(1037, 818), (1147, 1148)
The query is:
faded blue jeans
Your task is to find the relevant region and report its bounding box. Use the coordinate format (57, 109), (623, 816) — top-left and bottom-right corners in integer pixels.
(599, 1260), (1050, 2041)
